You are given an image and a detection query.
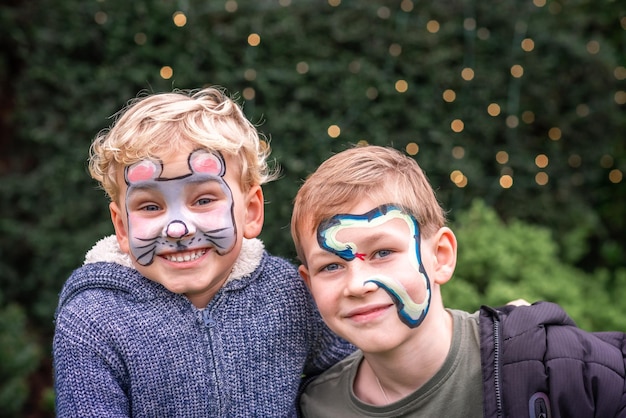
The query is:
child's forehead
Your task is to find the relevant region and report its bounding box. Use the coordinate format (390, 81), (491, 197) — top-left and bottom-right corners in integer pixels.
(319, 205), (414, 231)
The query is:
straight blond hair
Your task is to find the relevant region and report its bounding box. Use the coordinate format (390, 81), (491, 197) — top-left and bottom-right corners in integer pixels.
(291, 145), (446, 265)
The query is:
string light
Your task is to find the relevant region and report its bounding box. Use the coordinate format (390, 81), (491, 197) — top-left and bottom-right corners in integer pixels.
(568, 154), (582, 168)
(452, 146), (465, 159)
(296, 62), (309, 74)
(450, 170), (468, 187)
(496, 151), (509, 164)
(406, 143), (419, 155)
(477, 28), (490, 40)
(243, 87), (255, 100)
(389, 43), (402, 57)
(451, 119), (464, 133)
(506, 115), (519, 128)
(535, 154), (549, 168)
(244, 69), (257, 81)
(366, 87), (378, 100)
(576, 104), (590, 117)
(224, 1), (237, 12)
(395, 80), (408, 93)
(377, 7), (391, 19)
(172, 11), (187, 27)
(426, 20), (440, 33)
(500, 175), (513, 189)
(609, 170), (623, 184)
(348, 60), (361, 74)
(400, 0), (414, 12)
(586, 41), (600, 54)
(535, 172), (549, 186)
(521, 38), (535, 52)
(600, 155), (614, 168)
(94, 11), (107, 24)
(461, 68), (475, 81)
(442, 89), (456, 103)
(548, 127), (561, 141)
(521, 111), (535, 124)
(464, 18), (476, 31)
(327, 125), (341, 138)
(510, 65), (524, 78)
(134, 33), (147, 45)
(487, 103), (501, 117)
(160, 66), (173, 80)
(248, 33), (261, 46)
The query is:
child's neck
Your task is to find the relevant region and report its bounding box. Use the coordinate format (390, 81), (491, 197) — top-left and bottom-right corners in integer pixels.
(355, 309), (454, 405)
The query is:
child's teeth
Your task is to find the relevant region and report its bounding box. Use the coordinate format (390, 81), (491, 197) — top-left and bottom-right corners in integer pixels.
(166, 250), (206, 262)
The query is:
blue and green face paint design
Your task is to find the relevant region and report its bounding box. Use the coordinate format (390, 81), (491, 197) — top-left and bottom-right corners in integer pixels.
(317, 204), (431, 328)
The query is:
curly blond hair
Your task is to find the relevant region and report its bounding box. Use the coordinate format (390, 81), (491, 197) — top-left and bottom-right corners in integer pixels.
(89, 87), (277, 202)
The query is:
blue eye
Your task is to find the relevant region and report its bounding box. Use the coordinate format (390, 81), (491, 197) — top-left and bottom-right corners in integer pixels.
(375, 249), (393, 258)
(196, 197), (213, 206)
(322, 263), (341, 272)
(142, 204), (160, 212)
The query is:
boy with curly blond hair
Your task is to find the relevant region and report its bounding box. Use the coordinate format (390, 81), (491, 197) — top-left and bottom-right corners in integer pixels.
(53, 87), (353, 417)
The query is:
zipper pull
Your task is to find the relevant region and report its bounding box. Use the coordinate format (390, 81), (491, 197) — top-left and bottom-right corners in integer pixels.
(201, 310), (216, 328)
(529, 392), (552, 418)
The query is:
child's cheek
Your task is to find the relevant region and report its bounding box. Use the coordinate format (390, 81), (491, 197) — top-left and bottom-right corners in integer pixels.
(128, 213), (165, 241)
(193, 203), (234, 232)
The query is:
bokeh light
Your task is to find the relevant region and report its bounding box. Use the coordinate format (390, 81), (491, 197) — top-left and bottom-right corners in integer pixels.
(327, 125), (341, 138)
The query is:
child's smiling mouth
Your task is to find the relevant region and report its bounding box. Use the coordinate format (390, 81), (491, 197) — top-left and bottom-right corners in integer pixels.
(161, 248), (208, 263)
(345, 303), (393, 322)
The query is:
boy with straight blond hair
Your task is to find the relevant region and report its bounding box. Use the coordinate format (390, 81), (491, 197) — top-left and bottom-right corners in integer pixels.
(291, 145), (626, 417)
(53, 87), (353, 417)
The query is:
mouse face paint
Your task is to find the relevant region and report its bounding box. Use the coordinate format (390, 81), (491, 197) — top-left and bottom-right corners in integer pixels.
(124, 149), (237, 266)
(317, 204), (431, 328)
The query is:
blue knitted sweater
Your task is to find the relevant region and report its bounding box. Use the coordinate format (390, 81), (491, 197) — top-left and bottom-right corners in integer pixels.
(53, 237), (354, 417)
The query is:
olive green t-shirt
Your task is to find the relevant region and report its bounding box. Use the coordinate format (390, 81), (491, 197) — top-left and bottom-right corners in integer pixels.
(300, 309), (483, 417)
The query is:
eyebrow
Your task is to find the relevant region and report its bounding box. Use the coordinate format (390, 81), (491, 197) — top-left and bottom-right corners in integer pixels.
(183, 177), (222, 187)
(127, 182), (159, 192)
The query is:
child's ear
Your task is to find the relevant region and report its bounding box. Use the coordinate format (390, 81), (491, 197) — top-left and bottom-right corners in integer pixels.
(431, 227), (457, 285)
(298, 264), (311, 289)
(109, 201), (131, 254)
(242, 185), (265, 239)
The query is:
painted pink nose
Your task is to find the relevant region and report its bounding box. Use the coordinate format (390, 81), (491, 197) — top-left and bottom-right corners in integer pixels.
(166, 221), (188, 238)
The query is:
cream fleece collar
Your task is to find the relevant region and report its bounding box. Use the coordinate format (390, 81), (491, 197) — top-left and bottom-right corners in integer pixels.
(84, 235), (265, 282)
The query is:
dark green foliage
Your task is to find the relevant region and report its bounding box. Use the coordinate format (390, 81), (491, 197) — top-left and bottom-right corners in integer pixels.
(0, 0), (624, 415)
(0, 305), (42, 415)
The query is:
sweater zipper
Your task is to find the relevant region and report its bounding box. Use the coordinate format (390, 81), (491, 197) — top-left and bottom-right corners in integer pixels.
(493, 314), (503, 418)
(202, 309), (216, 328)
(199, 308), (222, 414)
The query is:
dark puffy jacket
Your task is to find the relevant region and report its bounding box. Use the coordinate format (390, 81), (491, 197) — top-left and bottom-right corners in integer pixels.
(480, 302), (626, 418)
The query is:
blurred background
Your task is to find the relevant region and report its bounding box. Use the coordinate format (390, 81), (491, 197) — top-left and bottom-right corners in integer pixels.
(1, 0), (624, 416)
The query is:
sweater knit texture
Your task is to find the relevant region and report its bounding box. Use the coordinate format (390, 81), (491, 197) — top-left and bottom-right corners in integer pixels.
(53, 236), (354, 417)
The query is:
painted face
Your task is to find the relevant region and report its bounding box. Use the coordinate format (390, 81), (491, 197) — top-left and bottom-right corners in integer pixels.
(316, 204), (431, 328)
(124, 149), (236, 266)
